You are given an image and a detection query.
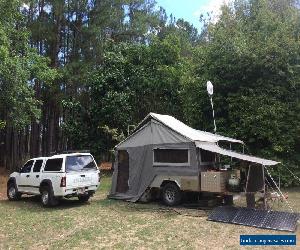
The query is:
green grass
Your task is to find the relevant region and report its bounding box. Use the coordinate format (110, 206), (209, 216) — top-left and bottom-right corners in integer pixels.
(0, 176), (299, 250)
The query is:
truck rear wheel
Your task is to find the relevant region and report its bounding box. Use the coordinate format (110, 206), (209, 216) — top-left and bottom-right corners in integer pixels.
(41, 186), (58, 207)
(162, 183), (182, 206)
(78, 195), (90, 202)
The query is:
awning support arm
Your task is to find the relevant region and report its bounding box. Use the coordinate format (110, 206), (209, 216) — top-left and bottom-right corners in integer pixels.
(264, 167), (294, 213)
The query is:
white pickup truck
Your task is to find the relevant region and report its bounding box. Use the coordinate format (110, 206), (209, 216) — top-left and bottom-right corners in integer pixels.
(7, 153), (100, 207)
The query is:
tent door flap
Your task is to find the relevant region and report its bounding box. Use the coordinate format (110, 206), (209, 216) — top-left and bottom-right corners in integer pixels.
(116, 150), (129, 193)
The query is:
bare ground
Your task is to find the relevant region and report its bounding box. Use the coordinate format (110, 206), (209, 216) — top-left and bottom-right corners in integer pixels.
(0, 168), (8, 200)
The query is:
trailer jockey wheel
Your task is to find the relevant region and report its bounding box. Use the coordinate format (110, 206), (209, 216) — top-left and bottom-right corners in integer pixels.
(223, 195), (233, 205)
(162, 183), (182, 206)
(139, 188), (152, 203)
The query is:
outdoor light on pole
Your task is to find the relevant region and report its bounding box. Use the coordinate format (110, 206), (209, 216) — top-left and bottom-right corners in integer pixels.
(206, 81), (217, 133)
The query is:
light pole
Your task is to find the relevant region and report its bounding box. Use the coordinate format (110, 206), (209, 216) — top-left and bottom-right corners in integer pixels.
(207, 81), (216, 134)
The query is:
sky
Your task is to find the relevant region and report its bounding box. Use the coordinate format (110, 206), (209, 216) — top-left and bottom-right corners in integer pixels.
(155, 0), (232, 31)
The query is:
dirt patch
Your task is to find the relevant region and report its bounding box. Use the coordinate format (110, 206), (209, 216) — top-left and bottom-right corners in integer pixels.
(0, 168), (8, 200)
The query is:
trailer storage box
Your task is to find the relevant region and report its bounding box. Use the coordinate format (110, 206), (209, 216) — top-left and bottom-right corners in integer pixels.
(201, 171), (230, 193)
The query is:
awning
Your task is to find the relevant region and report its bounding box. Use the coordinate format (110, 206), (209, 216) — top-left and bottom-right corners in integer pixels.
(202, 131), (244, 144)
(196, 142), (279, 166)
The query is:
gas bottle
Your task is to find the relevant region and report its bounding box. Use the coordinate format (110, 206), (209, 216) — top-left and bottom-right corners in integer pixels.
(227, 174), (241, 192)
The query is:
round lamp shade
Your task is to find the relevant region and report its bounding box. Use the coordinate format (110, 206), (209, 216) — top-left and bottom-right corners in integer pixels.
(207, 81), (214, 95)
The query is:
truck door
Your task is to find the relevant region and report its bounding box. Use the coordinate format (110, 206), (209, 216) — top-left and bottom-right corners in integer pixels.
(17, 160), (34, 192)
(27, 159), (44, 194)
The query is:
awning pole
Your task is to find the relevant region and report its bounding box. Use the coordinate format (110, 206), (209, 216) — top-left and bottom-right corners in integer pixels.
(262, 165), (267, 210)
(279, 167), (281, 190)
(230, 143), (232, 163)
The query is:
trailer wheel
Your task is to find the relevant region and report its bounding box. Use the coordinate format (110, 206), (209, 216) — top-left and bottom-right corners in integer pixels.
(162, 183), (182, 206)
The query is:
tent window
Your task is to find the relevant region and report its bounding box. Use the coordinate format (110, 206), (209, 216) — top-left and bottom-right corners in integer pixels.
(153, 149), (189, 165)
(200, 149), (215, 162)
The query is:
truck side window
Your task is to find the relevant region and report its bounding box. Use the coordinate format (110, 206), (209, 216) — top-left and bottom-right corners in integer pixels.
(20, 160), (34, 173)
(44, 158), (63, 172)
(33, 160), (43, 172)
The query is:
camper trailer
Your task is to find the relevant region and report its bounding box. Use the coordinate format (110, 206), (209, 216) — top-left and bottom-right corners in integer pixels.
(109, 113), (279, 206)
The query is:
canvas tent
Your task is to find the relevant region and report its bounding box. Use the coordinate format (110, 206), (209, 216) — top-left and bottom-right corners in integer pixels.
(109, 113), (279, 202)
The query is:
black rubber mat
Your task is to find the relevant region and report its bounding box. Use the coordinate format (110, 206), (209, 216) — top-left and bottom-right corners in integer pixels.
(232, 207), (267, 227)
(207, 206), (299, 232)
(207, 206), (239, 223)
(262, 210), (299, 232)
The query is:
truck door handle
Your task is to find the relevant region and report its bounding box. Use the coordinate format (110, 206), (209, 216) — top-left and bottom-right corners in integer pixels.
(26, 175), (30, 177)
(36, 175), (39, 178)
(80, 175), (85, 177)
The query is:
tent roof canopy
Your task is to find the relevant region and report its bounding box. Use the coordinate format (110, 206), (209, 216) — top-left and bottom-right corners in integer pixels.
(135, 113), (244, 144)
(196, 142), (279, 166)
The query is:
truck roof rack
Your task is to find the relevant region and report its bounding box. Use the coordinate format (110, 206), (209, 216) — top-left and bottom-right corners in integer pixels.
(49, 150), (90, 156)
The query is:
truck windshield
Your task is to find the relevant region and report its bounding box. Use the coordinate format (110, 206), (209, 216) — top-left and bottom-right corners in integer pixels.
(66, 155), (97, 172)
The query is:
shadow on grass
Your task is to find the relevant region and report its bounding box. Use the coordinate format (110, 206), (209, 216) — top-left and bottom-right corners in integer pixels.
(0, 195), (180, 219)
(92, 197), (208, 218)
(0, 195), (94, 211)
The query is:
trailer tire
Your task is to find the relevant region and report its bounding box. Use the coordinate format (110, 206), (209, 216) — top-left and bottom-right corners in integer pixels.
(162, 183), (182, 206)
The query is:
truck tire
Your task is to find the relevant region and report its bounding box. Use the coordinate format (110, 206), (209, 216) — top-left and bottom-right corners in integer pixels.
(78, 195), (90, 202)
(7, 182), (21, 201)
(40, 186), (58, 207)
(162, 183), (182, 206)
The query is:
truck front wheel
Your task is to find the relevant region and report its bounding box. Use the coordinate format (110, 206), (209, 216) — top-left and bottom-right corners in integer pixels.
(7, 182), (21, 201)
(162, 183), (182, 206)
